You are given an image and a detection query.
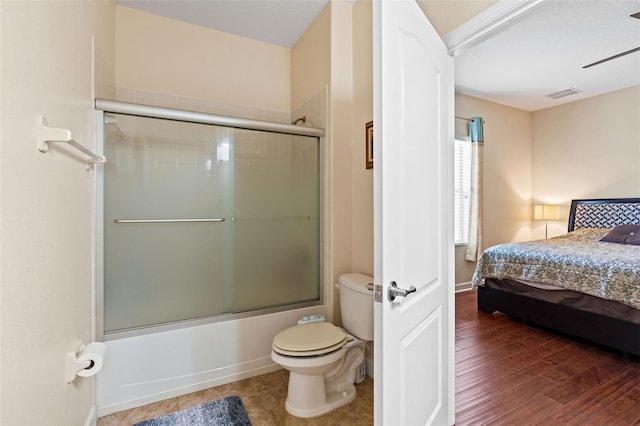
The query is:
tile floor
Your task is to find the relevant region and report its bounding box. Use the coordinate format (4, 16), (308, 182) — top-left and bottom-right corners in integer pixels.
(97, 369), (374, 425)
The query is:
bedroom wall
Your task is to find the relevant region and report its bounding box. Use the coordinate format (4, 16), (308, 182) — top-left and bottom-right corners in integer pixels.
(1, 1), (115, 424)
(455, 93), (533, 284)
(532, 85), (640, 239)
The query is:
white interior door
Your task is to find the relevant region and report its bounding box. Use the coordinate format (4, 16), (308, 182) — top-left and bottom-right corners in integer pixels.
(373, 1), (454, 425)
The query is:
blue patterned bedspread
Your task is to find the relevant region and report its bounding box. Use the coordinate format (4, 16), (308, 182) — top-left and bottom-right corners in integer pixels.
(472, 228), (640, 310)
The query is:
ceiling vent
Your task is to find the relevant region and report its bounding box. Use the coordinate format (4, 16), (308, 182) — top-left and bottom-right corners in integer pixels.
(546, 87), (582, 99)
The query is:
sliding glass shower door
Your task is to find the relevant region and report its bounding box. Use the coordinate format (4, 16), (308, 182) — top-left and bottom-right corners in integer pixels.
(102, 112), (320, 334)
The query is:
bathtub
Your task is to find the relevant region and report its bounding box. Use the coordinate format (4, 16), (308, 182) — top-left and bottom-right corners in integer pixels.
(96, 305), (325, 416)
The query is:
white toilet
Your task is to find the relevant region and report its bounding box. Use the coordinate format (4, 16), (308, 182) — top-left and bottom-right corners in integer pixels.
(271, 273), (373, 418)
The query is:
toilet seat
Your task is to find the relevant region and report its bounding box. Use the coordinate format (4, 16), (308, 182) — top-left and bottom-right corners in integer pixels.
(273, 322), (348, 357)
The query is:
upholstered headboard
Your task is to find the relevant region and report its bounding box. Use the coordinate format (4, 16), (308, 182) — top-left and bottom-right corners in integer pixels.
(568, 198), (640, 232)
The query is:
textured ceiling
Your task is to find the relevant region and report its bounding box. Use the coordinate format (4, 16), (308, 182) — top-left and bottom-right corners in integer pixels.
(116, 0), (640, 111)
(454, 0), (640, 111)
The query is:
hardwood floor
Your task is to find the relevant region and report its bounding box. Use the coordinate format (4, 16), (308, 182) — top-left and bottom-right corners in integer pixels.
(455, 290), (640, 426)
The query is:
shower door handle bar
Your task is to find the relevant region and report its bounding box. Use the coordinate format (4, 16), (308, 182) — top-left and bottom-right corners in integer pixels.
(232, 216), (313, 221)
(114, 218), (226, 224)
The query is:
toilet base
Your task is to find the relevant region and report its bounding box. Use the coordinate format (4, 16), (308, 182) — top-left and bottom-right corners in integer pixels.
(285, 382), (357, 418)
(277, 341), (366, 418)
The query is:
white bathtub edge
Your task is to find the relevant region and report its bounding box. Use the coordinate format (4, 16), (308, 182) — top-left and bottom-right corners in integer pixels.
(97, 363), (282, 418)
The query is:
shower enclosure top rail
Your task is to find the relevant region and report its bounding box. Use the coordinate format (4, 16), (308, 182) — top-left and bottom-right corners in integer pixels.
(95, 99), (325, 138)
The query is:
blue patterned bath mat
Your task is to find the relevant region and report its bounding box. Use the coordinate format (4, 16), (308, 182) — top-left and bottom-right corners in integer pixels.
(133, 395), (251, 426)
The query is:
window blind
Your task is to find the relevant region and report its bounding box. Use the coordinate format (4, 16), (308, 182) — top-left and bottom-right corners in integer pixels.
(454, 139), (471, 244)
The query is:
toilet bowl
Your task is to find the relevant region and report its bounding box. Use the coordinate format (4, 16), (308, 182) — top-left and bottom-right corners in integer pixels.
(271, 273), (373, 418)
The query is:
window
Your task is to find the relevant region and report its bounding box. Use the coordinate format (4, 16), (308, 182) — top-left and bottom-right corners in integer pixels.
(454, 139), (471, 244)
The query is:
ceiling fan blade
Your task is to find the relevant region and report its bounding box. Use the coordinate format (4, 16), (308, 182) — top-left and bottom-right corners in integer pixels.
(583, 11), (640, 69)
(583, 46), (640, 69)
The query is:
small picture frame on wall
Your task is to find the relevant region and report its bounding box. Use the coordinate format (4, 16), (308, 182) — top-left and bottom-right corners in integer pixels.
(365, 121), (373, 169)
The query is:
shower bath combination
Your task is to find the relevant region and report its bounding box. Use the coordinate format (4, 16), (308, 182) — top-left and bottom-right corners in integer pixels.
(95, 99), (327, 414)
(96, 100), (325, 339)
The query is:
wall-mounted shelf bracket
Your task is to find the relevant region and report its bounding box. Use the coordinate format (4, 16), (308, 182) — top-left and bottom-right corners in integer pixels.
(36, 115), (106, 170)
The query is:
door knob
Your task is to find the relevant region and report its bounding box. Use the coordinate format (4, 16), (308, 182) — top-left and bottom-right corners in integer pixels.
(387, 281), (417, 302)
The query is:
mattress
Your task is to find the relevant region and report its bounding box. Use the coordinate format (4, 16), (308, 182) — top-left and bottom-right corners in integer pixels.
(473, 228), (640, 310)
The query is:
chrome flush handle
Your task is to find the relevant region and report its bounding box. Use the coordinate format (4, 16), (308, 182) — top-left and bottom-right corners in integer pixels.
(387, 281), (417, 302)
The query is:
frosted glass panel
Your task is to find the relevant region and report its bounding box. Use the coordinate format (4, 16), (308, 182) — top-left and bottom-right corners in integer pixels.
(233, 131), (320, 311)
(103, 113), (320, 333)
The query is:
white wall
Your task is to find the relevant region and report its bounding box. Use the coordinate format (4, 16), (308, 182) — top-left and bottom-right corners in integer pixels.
(291, 4), (338, 323)
(351, 0), (374, 278)
(0, 1), (115, 424)
(532, 85), (640, 238)
(291, 4), (331, 113)
(291, 1), (357, 325)
(116, 5), (291, 114)
(329, 1), (355, 324)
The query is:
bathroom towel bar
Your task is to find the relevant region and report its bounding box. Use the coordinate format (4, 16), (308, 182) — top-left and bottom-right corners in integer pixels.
(36, 115), (106, 169)
(114, 218), (226, 224)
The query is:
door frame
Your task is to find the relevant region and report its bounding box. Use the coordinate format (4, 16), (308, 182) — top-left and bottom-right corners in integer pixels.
(443, 0), (545, 56)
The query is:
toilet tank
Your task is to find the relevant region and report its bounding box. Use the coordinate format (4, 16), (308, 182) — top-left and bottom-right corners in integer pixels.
(339, 273), (374, 341)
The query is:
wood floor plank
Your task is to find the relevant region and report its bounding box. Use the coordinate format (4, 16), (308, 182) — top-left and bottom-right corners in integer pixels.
(456, 360), (554, 413)
(454, 290), (639, 425)
(599, 386), (640, 425)
(484, 394), (563, 426)
(543, 356), (631, 404)
(537, 338), (592, 366)
(456, 344), (555, 392)
(549, 364), (640, 423)
(456, 375), (558, 425)
(540, 348), (613, 384)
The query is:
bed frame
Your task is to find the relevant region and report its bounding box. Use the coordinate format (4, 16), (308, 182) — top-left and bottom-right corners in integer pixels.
(477, 197), (640, 357)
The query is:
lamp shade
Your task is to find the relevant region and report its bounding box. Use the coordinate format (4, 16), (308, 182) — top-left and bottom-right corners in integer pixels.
(534, 205), (560, 221)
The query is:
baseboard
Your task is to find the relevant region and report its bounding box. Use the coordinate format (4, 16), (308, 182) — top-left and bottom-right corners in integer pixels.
(455, 281), (473, 293)
(84, 405), (97, 426)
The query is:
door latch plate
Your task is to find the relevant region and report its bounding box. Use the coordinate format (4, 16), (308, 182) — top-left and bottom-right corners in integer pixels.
(374, 285), (383, 303)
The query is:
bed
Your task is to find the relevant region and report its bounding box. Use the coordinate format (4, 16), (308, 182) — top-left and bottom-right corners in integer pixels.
(473, 197), (640, 357)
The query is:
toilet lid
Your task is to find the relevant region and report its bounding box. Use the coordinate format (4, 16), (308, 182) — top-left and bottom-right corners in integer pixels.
(273, 322), (348, 356)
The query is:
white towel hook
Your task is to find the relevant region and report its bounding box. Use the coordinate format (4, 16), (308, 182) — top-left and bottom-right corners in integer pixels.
(36, 115), (106, 170)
